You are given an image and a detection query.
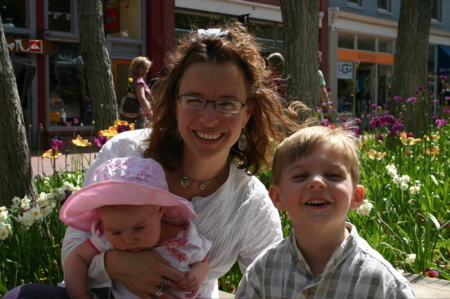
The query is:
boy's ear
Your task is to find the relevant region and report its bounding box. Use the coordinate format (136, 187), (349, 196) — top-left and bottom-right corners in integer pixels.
(269, 185), (286, 211)
(350, 185), (365, 210)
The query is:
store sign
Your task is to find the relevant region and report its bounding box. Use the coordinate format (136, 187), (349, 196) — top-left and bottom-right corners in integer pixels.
(105, 5), (120, 34)
(6, 38), (54, 55)
(337, 61), (354, 79)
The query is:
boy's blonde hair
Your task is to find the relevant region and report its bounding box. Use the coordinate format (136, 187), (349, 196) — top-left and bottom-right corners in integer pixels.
(272, 126), (361, 186)
(129, 56), (152, 77)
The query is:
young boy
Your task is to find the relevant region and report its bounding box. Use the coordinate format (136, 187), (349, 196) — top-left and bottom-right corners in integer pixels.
(236, 126), (415, 298)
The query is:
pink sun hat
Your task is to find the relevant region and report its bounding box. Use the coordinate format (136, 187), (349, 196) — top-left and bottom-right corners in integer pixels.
(60, 156), (196, 233)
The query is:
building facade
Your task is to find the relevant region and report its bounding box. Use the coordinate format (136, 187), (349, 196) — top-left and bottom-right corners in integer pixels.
(325, 0), (450, 115)
(2, 0), (449, 148)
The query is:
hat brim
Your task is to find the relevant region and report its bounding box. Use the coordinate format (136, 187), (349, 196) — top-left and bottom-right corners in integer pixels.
(60, 181), (196, 232)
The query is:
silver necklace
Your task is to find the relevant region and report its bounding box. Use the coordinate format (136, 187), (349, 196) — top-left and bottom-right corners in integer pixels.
(181, 164), (229, 190)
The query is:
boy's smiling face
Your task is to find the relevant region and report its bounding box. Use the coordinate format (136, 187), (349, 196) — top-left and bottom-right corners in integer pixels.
(269, 145), (364, 231)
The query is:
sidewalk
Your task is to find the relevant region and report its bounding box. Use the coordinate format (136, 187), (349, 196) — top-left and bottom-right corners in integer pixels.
(30, 151), (450, 298)
(31, 148), (98, 176)
(218, 274), (450, 298)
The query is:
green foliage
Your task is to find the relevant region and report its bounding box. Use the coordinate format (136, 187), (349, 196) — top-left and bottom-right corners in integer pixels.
(1, 123), (449, 296)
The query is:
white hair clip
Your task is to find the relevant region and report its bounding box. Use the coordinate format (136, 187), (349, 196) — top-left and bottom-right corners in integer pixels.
(197, 29), (229, 38)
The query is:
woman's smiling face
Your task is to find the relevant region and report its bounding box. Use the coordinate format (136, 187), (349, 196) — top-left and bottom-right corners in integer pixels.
(176, 62), (252, 162)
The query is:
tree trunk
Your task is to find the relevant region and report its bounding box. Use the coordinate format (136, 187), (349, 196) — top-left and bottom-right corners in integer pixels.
(78, 0), (118, 132)
(0, 17), (37, 207)
(391, 0), (432, 137)
(280, 0), (319, 108)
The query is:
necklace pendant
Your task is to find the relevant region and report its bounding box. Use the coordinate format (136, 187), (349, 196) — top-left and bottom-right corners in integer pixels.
(181, 176), (190, 187)
(200, 183), (206, 190)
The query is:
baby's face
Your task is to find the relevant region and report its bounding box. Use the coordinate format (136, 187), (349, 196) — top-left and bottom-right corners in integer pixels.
(98, 205), (164, 251)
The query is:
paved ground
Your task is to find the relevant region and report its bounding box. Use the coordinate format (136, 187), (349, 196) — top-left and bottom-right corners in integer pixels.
(30, 151), (450, 298)
(31, 148), (98, 176)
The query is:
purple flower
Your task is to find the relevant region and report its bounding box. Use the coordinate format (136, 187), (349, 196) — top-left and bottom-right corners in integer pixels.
(428, 81), (434, 86)
(321, 119), (330, 126)
(314, 106), (320, 111)
(407, 97), (417, 103)
(370, 118), (381, 128)
(393, 96), (403, 102)
(424, 268), (439, 278)
(65, 121), (73, 127)
(94, 135), (109, 148)
(390, 122), (404, 136)
(382, 115), (396, 126)
(353, 118), (362, 123)
(439, 75), (447, 83)
(429, 99), (439, 103)
(117, 125), (131, 133)
(52, 139), (64, 150)
(351, 125), (361, 136)
(375, 134), (384, 142)
(418, 86), (424, 91)
(326, 87), (332, 92)
(340, 118), (347, 123)
(366, 114), (372, 118)
(73, 118), (80, 124)
(436, 119), (448, 127)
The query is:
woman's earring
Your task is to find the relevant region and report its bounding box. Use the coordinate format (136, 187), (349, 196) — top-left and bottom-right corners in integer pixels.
(238, 129), (248, 151)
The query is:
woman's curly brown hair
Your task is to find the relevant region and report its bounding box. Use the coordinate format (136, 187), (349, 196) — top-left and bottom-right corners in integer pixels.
(144, 22), (302, 175)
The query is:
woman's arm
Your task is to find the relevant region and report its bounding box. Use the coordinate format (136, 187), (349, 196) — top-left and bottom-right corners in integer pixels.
(135, 84), (152, 118)
(64, 240), (97, 299)
(103, 250), (186, 297)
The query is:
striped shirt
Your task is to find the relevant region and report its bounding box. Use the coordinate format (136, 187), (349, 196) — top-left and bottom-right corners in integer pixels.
(236, 223), (415, 299)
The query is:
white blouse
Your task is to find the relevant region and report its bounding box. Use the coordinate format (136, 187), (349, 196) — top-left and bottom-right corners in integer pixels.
(62, 129), (283, 298)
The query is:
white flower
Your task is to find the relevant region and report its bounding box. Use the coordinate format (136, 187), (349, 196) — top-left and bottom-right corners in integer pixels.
(408, 199), (416, 205)
(20, 196), (31, 209)
(0, 224), (10, 240)
(400, 182), (409, 191)
(400, 175), (411, 184)
(0, 210), (8, 222)
(30, 207), (43, 221)
(393, 175), (402, 186)
(18, 211), (35, 226)
(405, 254), (416, 264)
(386, 164), (398, 177)
(42, 206), (54, 217)
(410, 185), (421, 195)
(357, 200), (374, 216)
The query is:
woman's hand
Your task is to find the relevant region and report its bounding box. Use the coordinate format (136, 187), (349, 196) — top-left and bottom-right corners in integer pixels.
(104, 250), (185, 298)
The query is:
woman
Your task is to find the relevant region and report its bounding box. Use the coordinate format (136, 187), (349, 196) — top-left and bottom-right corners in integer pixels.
(4, 24), (302, 299)
(121, 56), (153, 128)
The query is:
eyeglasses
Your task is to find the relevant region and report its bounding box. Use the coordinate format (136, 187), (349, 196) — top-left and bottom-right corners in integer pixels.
(177, 95), (246, 113)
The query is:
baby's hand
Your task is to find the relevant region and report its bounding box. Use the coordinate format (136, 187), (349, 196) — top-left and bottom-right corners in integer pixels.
(178, 270), (200, 297)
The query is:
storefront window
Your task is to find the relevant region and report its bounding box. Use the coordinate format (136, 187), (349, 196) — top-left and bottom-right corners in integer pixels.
(357, 36), (376, 52)
(338, 32), (354, 49)
(378, 38), (393, 53)
(107, 0), (143, 39)
(48, 0), (72, 32)
(1, 0), (28, 29)
(377, 65), (392, 108)
(48, 42), (92, 127)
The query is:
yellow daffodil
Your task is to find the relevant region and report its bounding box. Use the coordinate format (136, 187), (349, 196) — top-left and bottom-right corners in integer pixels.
(71, 136), (91, 147)
(368, 149), (387, 160)
(114, 120), (129, 126)
(98, 126), (118, 138)
(399, 133), (422, 146)
(425, 147), (439, 156)
(42, 149), (62, 159)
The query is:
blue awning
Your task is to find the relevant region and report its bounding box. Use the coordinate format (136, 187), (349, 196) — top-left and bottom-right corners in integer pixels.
(438, 45), (450, 74)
